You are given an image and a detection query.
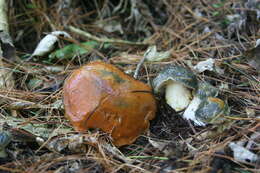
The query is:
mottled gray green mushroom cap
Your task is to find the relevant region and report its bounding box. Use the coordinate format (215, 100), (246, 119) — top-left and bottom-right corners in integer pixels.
(195, 97), (226, 123)
(196, 81), (218, 99)
(153, 66), (198, 93)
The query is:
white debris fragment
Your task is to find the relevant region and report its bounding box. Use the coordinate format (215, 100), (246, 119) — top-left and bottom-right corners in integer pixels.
(226, 14), (241, 22)
(194, 58), (215, 73)
(245, 108), (255, 117)
(203, 26), (211, 33)
(30, 31), (71, 58)
(36, 137), (45, 144)
(215, 33), (225, 41)
(229, 142), (259, 163)
(145, 46), (171, 62)
(194, 8), (203, 18)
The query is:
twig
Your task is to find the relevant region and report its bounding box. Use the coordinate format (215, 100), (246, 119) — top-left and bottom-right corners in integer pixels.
(133, 55), (147, 79)
(67, 25), (148, 46)
(133, 46), (153, 78)
(127, 155), (168, 160)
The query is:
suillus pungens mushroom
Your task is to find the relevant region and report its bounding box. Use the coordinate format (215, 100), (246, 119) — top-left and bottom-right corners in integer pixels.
(153, 66), (198, 111)
(0, 131), (12, 158)
(195, 97), (227, 124)
(152, 66), (229, 126)
(183, 81), (219, 126)
(63, 61), (156, 146)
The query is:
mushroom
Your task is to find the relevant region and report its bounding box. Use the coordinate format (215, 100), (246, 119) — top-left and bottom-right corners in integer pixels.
(153, 66), (198, 111)
(152, 66), (227, 126)
(183, 81), (219, 126)
(63, 61), (156, 146)
(195, 97), (227, 124)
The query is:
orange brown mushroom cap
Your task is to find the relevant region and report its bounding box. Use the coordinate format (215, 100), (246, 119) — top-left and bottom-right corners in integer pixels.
(63, 61), (156, 146)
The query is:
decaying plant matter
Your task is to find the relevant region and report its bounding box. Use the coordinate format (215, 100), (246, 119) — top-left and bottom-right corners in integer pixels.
(0, 0), (259, 172)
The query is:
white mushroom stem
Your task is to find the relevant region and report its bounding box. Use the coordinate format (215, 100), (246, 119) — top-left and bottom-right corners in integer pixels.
(183, 96), (205, 126)
(165, 81), (192, 112)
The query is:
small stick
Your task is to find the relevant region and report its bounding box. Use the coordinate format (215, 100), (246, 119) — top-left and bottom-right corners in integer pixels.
(133, 47), (153, 79)
(133, 55), (147, 79)
(67, 25), (148, 46)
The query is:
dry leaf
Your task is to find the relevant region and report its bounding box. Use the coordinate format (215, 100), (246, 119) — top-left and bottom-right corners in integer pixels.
(30, 31), (71, 58)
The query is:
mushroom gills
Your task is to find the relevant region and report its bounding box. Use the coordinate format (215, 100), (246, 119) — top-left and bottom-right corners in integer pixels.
(165, 81), (192, 112)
